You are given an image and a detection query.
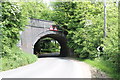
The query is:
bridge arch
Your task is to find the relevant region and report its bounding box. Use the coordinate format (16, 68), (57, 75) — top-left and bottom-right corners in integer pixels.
(34, 33), (70, 57)
(19, 19), (73, 57)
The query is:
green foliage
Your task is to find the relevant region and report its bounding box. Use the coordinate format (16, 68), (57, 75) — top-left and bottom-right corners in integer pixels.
(83, 59), (120, 80)
(1, 2), (37, 71)
(1, 2), (28, 56)
(51, 2), (104, 58)
(21, 2), (53, 20)
(51, 1), (119, 77)
(102, 3), (119, 73)
(38, 38), (60, 53)
(41, 49), (60, 53)
(1, 46), (37, 71)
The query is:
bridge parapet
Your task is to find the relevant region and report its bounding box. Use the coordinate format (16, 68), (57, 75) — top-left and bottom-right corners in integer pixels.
(28, 18), (54, 28)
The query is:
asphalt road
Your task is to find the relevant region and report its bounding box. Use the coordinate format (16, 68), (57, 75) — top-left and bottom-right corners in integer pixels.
(1, 57), (92, 78)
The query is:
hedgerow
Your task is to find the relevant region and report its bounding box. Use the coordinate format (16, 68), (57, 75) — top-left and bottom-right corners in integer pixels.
(0, 2), (37, 71)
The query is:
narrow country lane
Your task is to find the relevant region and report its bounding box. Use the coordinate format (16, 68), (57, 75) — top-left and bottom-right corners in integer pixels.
(1, 57), (92, 78)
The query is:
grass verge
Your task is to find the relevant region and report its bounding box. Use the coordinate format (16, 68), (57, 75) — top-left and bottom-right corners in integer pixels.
(0, 46), (37, 71)
(77, 58), (120, 80)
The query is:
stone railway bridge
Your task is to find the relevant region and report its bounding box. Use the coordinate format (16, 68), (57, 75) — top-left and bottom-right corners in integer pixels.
(19, 19), (72, 57)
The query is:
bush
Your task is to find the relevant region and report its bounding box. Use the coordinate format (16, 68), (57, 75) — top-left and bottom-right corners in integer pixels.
(0, 46), (37, 71)
(84, 59), (120, 80)
(0, 2), (37, 71)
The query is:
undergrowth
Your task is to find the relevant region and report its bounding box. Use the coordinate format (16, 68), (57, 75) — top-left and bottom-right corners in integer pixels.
(0, 46), (37, 71)
(79, 58), (120, 80)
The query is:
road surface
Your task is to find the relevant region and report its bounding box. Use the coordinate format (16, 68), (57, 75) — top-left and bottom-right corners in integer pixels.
(1, 57), (92, 78)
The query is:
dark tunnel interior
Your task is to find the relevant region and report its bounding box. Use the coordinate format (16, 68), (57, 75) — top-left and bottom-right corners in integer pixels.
(34, 34), (70, 57)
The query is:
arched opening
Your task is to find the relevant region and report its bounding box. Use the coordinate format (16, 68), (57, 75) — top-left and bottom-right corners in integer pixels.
(34, 34), (70, 57)
(34, 37), (61, 57)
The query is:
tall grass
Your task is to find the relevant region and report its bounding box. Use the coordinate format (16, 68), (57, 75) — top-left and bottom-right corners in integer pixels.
(0, 46), (37, 71)
(82, 59), (120, 80)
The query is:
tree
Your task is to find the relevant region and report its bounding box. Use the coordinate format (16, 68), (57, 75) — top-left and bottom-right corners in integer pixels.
(21, 2), (53, 20)
(1, 2), (28, 56)
(51, 1), (119, 73)
(51, 2), (104, 58)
